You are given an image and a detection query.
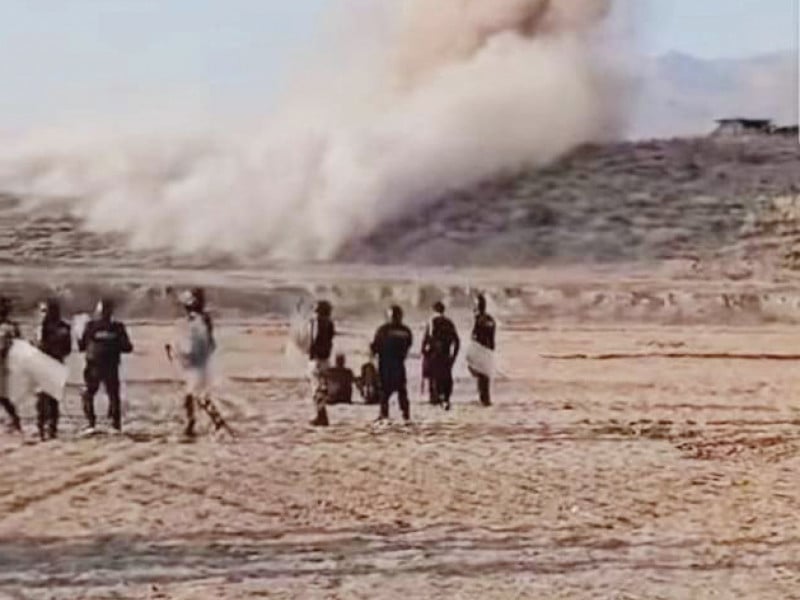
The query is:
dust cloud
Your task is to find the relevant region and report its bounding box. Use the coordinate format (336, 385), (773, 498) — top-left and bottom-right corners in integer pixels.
(0, 0), (631, 261)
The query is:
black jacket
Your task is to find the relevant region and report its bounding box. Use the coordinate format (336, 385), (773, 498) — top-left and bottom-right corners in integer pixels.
(79, 319), (133, 367)
(472, 313), (496, 350)
(39, 319), (72, 363)
(371, 322), (413, 384)
(309, 317), (335, 361)
(423, 315), (460, 366)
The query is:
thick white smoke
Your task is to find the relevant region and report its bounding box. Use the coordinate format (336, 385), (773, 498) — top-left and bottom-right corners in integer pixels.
(0, 0), (628, 261)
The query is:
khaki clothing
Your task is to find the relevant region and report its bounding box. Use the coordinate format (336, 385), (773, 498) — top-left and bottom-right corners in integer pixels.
(311, 359), (330, 412)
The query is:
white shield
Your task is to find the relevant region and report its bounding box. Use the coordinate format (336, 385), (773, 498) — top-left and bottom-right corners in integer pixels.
(466, 341), (495, 378)
(8, 339), (69, 402)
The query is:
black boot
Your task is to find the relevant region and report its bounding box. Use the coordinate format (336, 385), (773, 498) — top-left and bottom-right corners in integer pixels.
(36, 393), (47, 441)
(310, 408), (329, 427)
(0, 397), (21, 433)
(183, 395), (196, 438)
(49, 398), (59, 439)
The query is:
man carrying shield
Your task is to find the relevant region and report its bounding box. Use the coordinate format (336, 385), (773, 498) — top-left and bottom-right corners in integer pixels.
(470, 294), (496, 407)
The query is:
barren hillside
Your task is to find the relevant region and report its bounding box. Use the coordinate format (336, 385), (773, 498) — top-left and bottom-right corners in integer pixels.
(4, 135), (800, 272)
(340, 135), (800, 267)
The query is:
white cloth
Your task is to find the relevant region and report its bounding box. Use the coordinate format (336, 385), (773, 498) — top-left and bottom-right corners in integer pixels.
(466, 341), (495, 378)
(173, 314), (215, 395)
(174, 314), (213, 369)
(289, 314), (312, 356)
(184, 365), (212, 396)
(7, 339), (69, 402)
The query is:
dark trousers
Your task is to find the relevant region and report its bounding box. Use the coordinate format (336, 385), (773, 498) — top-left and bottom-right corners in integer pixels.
(36, 392), (59, 439)
(0, 397), (20, 431)
(83, 365), (121, 430)
(430, 371), (454, 407)
(477, 374), (491, 406)
(380, 381), (410, 420)
(184, 394), (196, 436)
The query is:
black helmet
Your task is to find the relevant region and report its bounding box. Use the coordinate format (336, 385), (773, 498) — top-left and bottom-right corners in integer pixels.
(432, 301), (445, 314)
(97, 297), (115, 319)
(389, 304), (403, 323)
(315, 300), (332, 318)
(190, 287), (206, 311)
(42, 297), (61, 320)
(180, 287), (206, 312)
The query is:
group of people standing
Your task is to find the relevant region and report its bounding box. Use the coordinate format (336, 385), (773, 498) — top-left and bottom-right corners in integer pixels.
(306, 294), (496, 427)
(0, 287), (223, 441)
(0, 287), (497, 438)
(0, 295), (133, 440)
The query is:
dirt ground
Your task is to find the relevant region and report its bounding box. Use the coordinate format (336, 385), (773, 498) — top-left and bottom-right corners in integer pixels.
(1, 295), (800, 600)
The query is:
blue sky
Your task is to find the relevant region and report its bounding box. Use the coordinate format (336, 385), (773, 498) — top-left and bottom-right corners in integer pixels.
(643, 0), (797, 58)
(0, 0), (796, 130)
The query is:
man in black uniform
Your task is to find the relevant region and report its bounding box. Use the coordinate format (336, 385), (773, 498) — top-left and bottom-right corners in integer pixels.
(0, 297), (21, 433)
(371, 305), (413, 423)
(309, 300), (335, 427)
(36, 298), (72, 440)
(78, 298), (133, 433)
(471, 294), (496, 406)
(422, 301), (460, 411)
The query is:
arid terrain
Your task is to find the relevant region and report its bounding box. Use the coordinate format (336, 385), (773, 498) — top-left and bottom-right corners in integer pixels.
(1, 135), (800, 598)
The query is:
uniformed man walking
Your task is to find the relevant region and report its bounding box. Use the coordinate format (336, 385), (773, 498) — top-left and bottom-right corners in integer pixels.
(371, 305), (413, 423)
(422, 301), (460, 411)
(471, 294), (496, 406)
(166, 288), (225, 438)
(78, 298), (133, 433)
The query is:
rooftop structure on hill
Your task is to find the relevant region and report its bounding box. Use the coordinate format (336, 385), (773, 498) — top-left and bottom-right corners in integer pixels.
(712, 118), (773, 137)
(773, 124), (799, 136)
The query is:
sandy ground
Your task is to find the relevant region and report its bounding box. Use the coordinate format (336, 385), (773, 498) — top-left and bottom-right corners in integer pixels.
(1, 304), (800, 599)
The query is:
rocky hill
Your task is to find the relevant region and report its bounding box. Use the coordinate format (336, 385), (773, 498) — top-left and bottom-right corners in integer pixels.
(339, 134), (800, 268)
(1, 134), (799, 274)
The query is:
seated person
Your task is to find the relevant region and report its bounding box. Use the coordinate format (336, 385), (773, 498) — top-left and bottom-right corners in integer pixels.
(356, 360), (381, 405)
(325, 354), (355, 405)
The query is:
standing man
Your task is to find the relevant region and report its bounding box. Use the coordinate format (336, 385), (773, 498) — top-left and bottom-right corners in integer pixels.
(0, 297), (21, 433)
(309, 300), (335, 427)
(371, 305), (413, 423)
(471, 294), (496, 407)
(78, 298), (133, 433)
(166, 288), (225, 439)
(35, 298), (72, 440)
(422, 302), (460, 411)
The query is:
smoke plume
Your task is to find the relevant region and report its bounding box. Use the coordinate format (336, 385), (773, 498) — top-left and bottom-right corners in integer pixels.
(0, 0), (628, 261)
